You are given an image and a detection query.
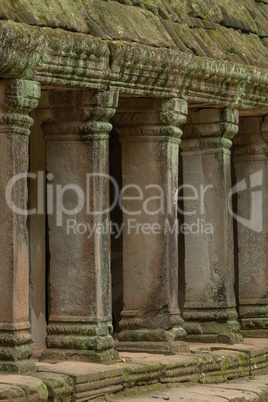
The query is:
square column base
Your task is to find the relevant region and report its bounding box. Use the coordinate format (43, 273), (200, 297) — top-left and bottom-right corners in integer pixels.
(0, 331), (36, 374)
(185, 333), (243, 344)
(241, 329), (268, 338)
(116, 341), (189, 354)
(183, 308), (240, 342)
(239, 306), (268, 333)
(117, 328), (189, 354)
(183, 318), (242, 344)
(41, 348), (119, 364)
(184, 319), (240, 335)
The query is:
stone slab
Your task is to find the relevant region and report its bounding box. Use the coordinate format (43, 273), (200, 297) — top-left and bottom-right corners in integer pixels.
(119, 376), (268, 401)
(0, 375), (48, 401)
(36, 361), (126, 384)
(33, 372), (73, 401)
(0, 383), (26, 401)
(0, 339), (261, 400)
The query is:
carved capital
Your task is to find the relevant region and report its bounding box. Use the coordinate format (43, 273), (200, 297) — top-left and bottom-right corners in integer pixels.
(183, 108), (239, 140)
(159, 98), (188, 127)
(114, 97), (188, 141)
(234, 116), (268, 156)
(43, 90), (118, 141)
(181, 137), (232, 152)
(0, 79), (40, 136)
(261, 116), (268, 143)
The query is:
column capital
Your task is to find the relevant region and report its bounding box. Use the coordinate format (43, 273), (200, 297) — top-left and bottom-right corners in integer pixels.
(114, 97), (188, 142)
(262, 116), (268, 142)
(183, 108), (239, 140)
(181, 137), (232, 152)
(234, 116), (268, 156)
(0, 79), (40, 136)
(42, 90), (118, 141)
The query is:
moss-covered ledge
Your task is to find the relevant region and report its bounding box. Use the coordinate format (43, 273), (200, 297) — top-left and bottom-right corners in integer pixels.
(0, 340), (267, 400)
(32, 340), (268, 400)
(1, 19), (268, 113)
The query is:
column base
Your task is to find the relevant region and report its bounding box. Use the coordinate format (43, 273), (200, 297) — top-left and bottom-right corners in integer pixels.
(183, 319), (240, 335)
(116, 341), (189, 354)
(241, 329), (268, 338)
(240, 305), (268, 333)
(43, 321), (119, 363)
(185, 333), (243, 344)
(41, 348), (119, 363)
(117, 328), (189, 354)
(0, 330), (36, 374)
(240, 316), (268, 338)
(183, 307), (240, 342)
(241, 318), (268, 329)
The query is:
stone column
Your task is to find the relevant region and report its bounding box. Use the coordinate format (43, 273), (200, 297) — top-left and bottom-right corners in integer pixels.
(0, 79), (40, 373)
(41, 90), (119, 363)
(114, 97), (188, 354)
(233, 116), (268, 337)
(181, 108), (241, 343)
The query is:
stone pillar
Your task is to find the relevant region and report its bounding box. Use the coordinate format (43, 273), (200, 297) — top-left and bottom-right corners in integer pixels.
(181, 108), (241, 343)
(41, 90), (119, 363)
(0, 79), (40, 373)
(114, 97), (188, 354)
(233, 116), (268, 337)
(29, 94), (50, 345)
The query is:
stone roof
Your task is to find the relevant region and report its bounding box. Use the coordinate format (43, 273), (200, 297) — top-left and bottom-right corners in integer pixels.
(1, 1), (268, 113)
(0, 0), (268, 68)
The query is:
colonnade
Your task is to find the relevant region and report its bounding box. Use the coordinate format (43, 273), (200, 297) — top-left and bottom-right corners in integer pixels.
(0, 80), (266, 373)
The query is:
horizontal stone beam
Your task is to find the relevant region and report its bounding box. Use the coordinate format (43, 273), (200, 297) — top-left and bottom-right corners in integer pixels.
(0, 20), (268, 110)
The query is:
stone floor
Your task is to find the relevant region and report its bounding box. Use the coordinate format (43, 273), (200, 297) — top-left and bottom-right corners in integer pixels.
(1, 339), (268, 401)
(120, 376), (268, 401)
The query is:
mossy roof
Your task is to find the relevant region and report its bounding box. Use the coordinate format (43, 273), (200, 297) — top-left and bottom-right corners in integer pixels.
(0, 0), (267, 69)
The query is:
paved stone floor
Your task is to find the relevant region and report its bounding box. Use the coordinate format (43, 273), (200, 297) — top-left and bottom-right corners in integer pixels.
(26, 338), (268, 400)
(120, 376), (268, 401)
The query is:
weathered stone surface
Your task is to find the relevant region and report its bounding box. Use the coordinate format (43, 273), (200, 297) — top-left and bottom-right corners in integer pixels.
(31, 340), (268, 400)
(181, 108), (240, 340)
(0, 383), (26, 401)
(0, 1), (268, 112)
(0, 16), (268, 113)
(41, 89), (119, 363)
(1, 2), (268, 390)
(0, 375), (48, 401)
(29, 97), (49, 346)
(0, 79), (40, 374)
(115, 376), (268, 401)
(37, 360), (124, 400)
(33, 372), (73, 401)
(114, 97), (188, 354)
(0, 0), (268, 64)
(36, 360), (124, 384)
(233, 116), (268, 336)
